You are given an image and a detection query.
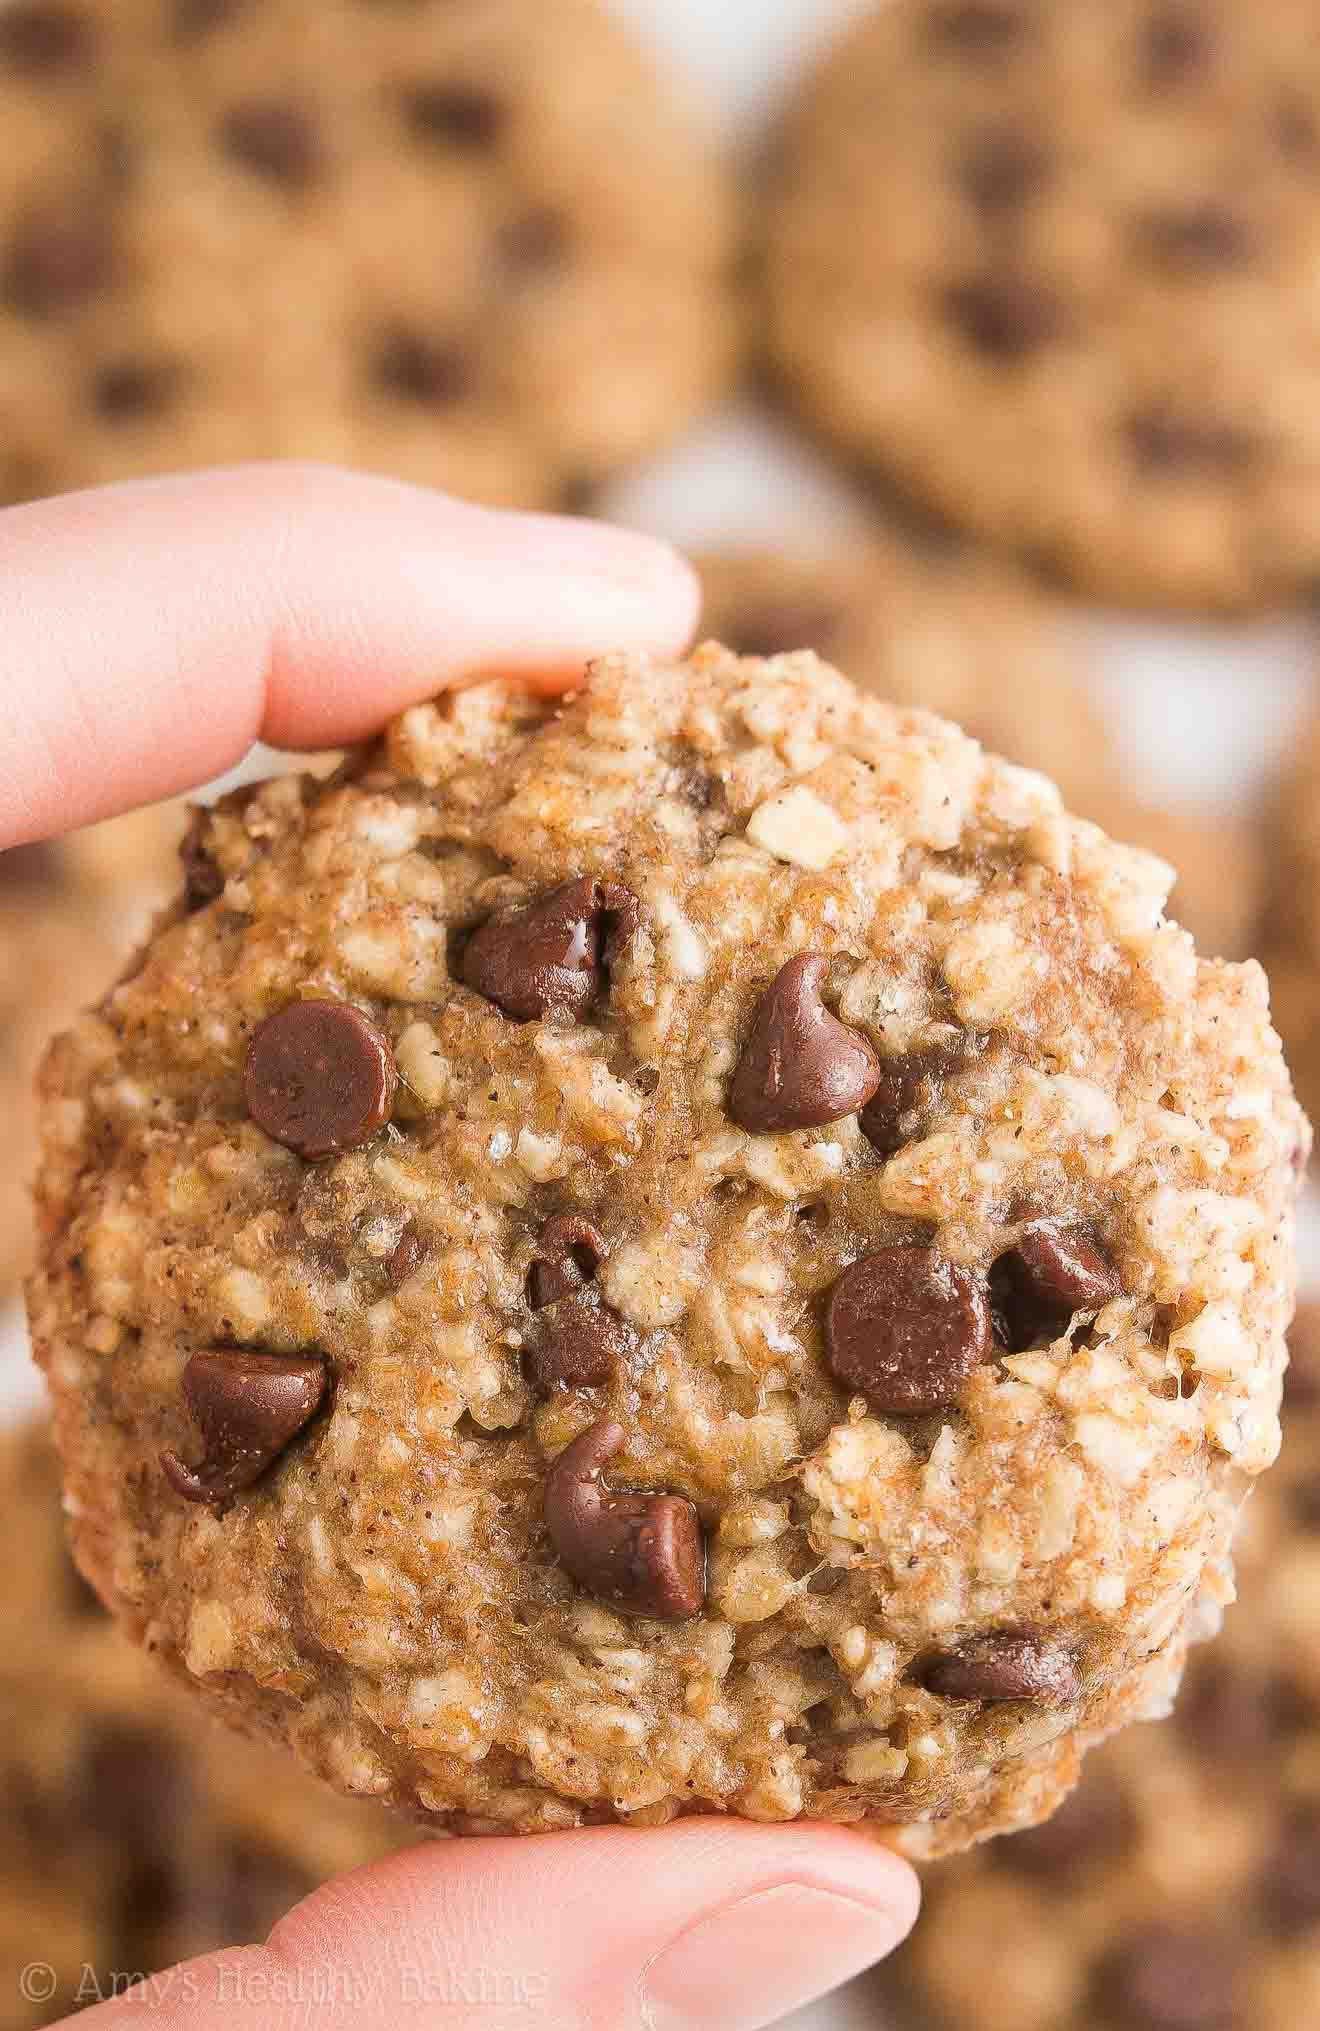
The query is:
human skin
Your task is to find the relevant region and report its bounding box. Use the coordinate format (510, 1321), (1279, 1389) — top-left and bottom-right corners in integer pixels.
(0, 463), (919, 2031)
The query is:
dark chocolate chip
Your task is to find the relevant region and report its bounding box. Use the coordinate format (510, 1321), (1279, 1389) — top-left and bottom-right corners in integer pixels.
(1125, 406), (1258, 475)
(1134, 201), (1255, 270)
(958, 130), (1053, 213)
(718, 600), (846, 661)
(915, 1627), (1081, 1704)
(942, 274), (1069, 359)
(0, 3), (96, 77)
(497, 206), (571, 276)
(731, 954), (881, 1134)
(370, 327), (473, 407)
(990, 1220), (1119, 1350)
(179, 807), (224, 911)
(859, 1033), (978, 1158)
(1260, 1805), (1320, 1934)
(220, 101), (322, 188)
(526, 1217), (627, 1390)
(386, 1222), (428, 1290)
(1141, 7), (1212, 87)
(925, 2), (1027, 56)
(544, 1419), (705, 1620)
(1007, 1777), (1136, 1876)
(463, 876), (639, 1023)
(399, 81), (505, 150)
(825, 1245), (992, 1415)
(1096, 1923), (1241, 2031)
(4, 199), (115, 318)
(90, 357), (181, 422)
(0, 839), (59, 887)
(161, 1348), (327, 1504)
(529, 1214), (607, 1308)
(243, 999), (397, 1158)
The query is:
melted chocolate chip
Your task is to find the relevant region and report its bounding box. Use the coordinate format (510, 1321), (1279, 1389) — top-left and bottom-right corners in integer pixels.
(1141, 6), (1212, 87)
(1135, 201), (1255, 270)
(1007, 1777), (1136, 1876)
(244, 999), (397, 1158)
(161, 1348), (327, 1504)
(720, 600), (846, 661)
(386, 1222), (428, 1290)
(1096, 1923), (1241, 2031)
(4, 199), (114, 318)
(371, 327), (472, 406)
(497, 207), (570, 276)
(529, 1214), (607, 1308)
(943, 274), (1069, 359)
(925, 2), (1026, 56)
(0, 3), (96, 77)
(915, 1627), (1081, 1704)
(526, 1216), (628, 1390)
(1261, 1805), (1320, 1934)
(825, 1245), (992, 1414)
(91, 357), (181, 422)
(958, 130), (1053, 213)
(179, 807), (223, 910)
(859, 1033), (978, 1157)
(399, 81), (505, 150)
(1125, 406), (1258, 475)
(990, 1220), (1119, 1350)
(544, 1419), (705, 1620)
(463, 876), (638, 1023)
(220, 101), (322, 187)
(731, 954), (881, 1134)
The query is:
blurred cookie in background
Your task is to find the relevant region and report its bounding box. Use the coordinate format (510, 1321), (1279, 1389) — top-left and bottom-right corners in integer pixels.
(873, 1297), (1320, 2031)
(0, 805), (184, 1294)
(764, 0), (1320, 611)
(0, 1419), (412, 2028)
(0, 0), (736, 510)
(1262, 708), (1320, 1129)
(698, 545), (1261, 955)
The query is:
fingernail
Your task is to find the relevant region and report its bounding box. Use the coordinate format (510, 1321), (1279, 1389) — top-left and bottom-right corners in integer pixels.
(640, 1882), (910, 2031)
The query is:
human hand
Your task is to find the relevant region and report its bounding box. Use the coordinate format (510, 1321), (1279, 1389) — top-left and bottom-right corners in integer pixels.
(2, 463), (918, 2029)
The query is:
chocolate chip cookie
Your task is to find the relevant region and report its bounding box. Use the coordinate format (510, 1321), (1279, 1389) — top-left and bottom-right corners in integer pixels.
(0, 806), (182, 1295)
(0, 1417), (409, 2029)
(699, 546), (1264, 956)
(764, 0), (1320, 611)
(0, 0), (735, 508)
(879, 1298), (1320, 2031)
(28, 646), (1304, 1854)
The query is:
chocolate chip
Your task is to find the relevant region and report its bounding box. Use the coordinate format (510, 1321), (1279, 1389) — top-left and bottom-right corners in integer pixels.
(0, 839), (59, 887)
(4, 199), (114, 318)
(161, 1347), (327, 1504)
(859, 1033), (978, 1158)
(371, 327), (473, 406)
(0, 3), (96, 77)
(731, 954), (881, 1134)
(463, 876), (639, 1023)
(1125, 406), (1258, 475)
(958, 130), (1053, 213)
(943, 274), (1069, 359)
(1176, 1654), (1281, 1762)
(825, 1245), (992, 1415)
(544, 1419), (705, 1620)
(990, 1220), (1119, 1350)
(1261, 1805), (1320, 1933)
(84, 1726), (183, 1856)
(90, 357), (181, 422)
(914, 1627), (1081, 1704)
(1141, 7), (1212, 87)
(399, 81), (505, 149)
(526, 1216), (628, 1390)
(220, 101), (322, 188)
(386, 1222), (428, 1290)
(925, 2), (1026, 56)
(1007, 1777), (1136, 1876)
(179, 807), (223, 910)
(497, 207), (570, 276)
(718, 601), (846, 661)
(1135, 202), (1255, 270)
(1096, 1924), (1241, 2031)
(243, 999), (397, 1158)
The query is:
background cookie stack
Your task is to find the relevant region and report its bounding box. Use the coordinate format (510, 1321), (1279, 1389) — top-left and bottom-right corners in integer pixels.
(2, 3), (1320, 2028)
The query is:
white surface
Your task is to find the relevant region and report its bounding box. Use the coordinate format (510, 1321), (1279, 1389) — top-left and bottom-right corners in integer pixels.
(4, 3), (1318, 2022)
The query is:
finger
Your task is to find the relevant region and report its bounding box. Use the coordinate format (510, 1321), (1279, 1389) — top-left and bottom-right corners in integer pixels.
(0, 462), (699, 848)
(71, 1819), (918, 2031)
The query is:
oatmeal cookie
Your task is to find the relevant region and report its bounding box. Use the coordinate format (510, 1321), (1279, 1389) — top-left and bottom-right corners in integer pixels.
(0, 806), (182, 1294)
(0, 0), (735, 508)
(1262, 710), (1320, 1127)
(699, 547), (1264, 957)
(764, 0), (1320, 611)
(879, 1299), (1320, 2031)
(0, 1418), (409, 2030)
(28, 646), (1304, 1854)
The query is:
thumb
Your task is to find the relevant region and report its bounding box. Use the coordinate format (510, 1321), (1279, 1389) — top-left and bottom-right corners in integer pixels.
(71, 1820), (918, 2031)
